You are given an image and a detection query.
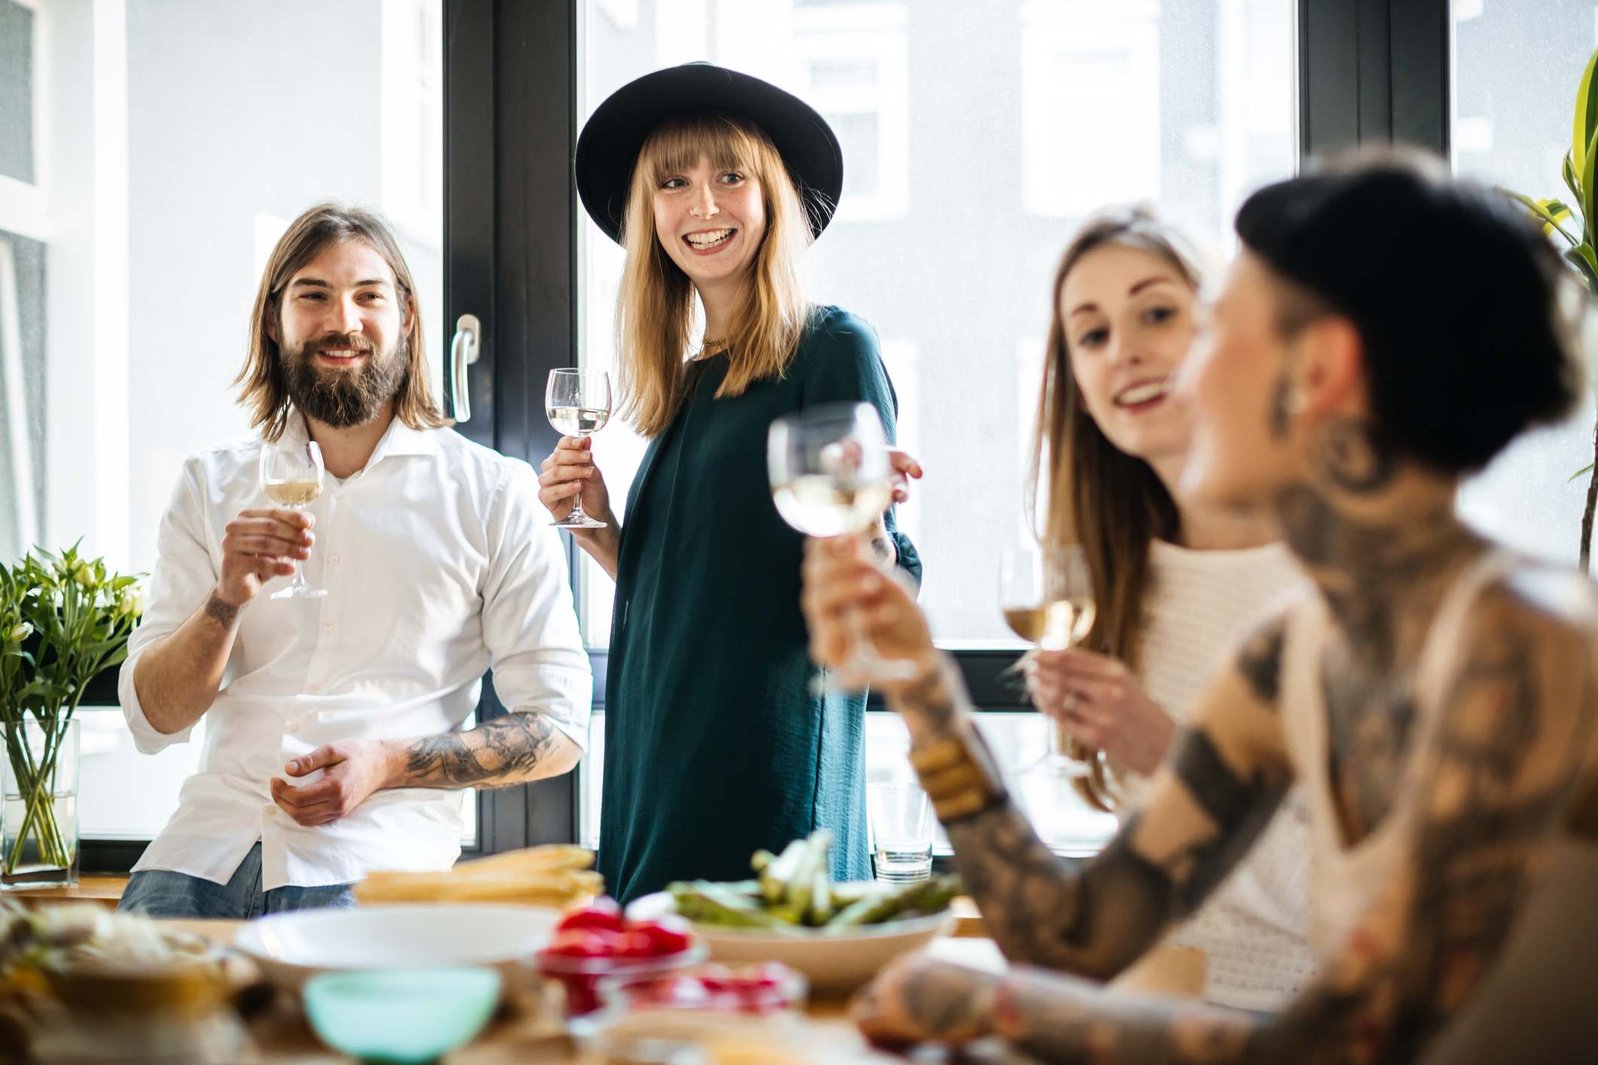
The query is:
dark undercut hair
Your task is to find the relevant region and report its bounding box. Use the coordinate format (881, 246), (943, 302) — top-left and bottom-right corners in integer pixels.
(1236, 148), (1584, 474)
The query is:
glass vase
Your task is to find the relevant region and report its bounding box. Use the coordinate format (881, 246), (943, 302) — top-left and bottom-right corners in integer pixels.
(1, 719), (79, 889)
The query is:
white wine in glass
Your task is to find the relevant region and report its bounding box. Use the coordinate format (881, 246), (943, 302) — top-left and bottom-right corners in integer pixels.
(999, 544), (1097, 777)
(545, 368), (612, 529)
(768, 402), (913, 690)
(259, 440), (328, 600)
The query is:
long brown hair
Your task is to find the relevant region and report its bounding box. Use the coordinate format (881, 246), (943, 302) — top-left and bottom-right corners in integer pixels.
(1028, 206), (1207, 810)
(236, 202), (447, 441)
(616, 115), (814, 437)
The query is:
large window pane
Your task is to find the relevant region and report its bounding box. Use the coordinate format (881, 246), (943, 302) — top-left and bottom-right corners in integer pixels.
(1451, 0), (1598, 569)
(0, 0), (448, 845)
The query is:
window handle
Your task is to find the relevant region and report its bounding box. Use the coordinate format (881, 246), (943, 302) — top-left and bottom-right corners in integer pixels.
(446, 313), (481, 423)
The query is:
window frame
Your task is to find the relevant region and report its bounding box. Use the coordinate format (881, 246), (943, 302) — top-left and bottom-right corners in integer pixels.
(82, 0), (1451, 873)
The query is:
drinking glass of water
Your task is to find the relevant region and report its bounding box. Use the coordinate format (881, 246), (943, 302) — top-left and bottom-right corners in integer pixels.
(867, 781), (934, 883)
(545, 368), (612, 529)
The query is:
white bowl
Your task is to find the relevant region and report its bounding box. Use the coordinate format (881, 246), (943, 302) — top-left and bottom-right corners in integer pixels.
(629, 893), (954, 993)
(233, 903), (560, 991)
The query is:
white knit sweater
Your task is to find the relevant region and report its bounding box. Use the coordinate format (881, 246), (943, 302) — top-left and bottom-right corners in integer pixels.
(1123, 539), (1319, 1011)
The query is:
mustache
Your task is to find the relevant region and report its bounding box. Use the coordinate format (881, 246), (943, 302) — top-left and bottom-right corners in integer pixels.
(304, 333), (377, 356)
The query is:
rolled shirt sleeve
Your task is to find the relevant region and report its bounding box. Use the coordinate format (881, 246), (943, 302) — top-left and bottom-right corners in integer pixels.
(479, 461), (593, 749)
(118, 457), (216, 755)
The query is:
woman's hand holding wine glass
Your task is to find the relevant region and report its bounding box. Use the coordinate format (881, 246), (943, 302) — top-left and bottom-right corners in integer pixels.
(543, 369), (614, 530)
(772, 402), (919, 691)
(1024, 648), (1175, 777)
(998, 544), (1098, 778)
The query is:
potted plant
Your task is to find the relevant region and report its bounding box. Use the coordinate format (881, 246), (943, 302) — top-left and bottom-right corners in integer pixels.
(1503, 45), (1598, 571)
(0, 545), (142, 887)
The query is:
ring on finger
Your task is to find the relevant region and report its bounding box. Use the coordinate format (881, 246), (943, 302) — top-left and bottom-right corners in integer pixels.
(1062, 691), (1081, 715)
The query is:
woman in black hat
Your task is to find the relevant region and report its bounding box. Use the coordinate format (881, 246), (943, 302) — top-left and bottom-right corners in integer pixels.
(799, 149), (1598, 1061)
(539, 64), (920, 903)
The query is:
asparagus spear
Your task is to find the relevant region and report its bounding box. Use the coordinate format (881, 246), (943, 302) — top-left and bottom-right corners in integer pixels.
(668, 881), (788, 928)
(806, 868), (833, 926)
(786, 830), (832, 918)
(759, 839), (807, 904)
(825, 874), (962, 929)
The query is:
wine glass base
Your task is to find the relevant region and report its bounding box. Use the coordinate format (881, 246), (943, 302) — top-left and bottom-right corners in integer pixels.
(271, 587), (329, 600)
(550, 515), (608, 529)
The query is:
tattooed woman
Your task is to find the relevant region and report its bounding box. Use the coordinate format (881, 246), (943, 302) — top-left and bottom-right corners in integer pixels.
(801, 150), (1598, 1063)
(1023, 207), (1316, 1007)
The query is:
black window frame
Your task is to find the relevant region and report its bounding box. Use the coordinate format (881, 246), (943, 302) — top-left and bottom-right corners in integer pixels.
(83, 0), (1450, 873)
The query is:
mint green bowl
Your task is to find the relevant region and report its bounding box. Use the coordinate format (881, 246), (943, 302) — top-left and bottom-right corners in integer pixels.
(302, 967), (501, 1064)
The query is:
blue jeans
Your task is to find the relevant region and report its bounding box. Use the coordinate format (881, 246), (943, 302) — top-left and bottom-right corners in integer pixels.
(117, 843), (355, 919)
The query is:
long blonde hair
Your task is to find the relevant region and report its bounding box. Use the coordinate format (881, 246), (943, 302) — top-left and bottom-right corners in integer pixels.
(1028, 206), (1206, 810)
(616, 115), (814, 437)
(236, 202), (446, 441)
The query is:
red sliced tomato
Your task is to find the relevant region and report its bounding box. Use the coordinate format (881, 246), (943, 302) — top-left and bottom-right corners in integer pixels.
(542, 927), (621, 959)
(627, 915), (693, 956)
(555, 897), (624, 934)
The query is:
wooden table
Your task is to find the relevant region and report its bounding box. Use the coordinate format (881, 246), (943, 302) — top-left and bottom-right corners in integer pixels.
(162, 919), (1011, 1064)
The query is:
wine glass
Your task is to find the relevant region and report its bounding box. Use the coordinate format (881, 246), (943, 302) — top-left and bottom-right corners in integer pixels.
(768, 402), (916, 690)
(545, 368), (612, 529)
(998, 543), (1098, 778)
(259, 440), (328, 600)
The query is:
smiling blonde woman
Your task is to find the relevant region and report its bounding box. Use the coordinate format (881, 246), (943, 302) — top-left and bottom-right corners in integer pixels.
(539, 64), (921, 903)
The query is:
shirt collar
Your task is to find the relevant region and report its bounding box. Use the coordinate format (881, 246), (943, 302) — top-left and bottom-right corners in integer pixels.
(273, 410), (441, 470)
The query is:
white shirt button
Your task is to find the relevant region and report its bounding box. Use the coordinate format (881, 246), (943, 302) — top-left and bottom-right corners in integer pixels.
(329, 554), (340, 565)
(306, 683), (320, 694)
(323, 621), (334, 632)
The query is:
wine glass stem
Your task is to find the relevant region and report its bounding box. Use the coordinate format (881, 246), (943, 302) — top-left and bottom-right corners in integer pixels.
(287, 504), (309, 592)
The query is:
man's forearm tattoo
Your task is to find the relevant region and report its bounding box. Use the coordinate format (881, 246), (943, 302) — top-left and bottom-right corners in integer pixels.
(403, 713), (564, 788)
(203, 594), (240, 630)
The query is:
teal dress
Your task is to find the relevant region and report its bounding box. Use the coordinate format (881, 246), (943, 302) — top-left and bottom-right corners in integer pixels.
(597, 306), (921, 903)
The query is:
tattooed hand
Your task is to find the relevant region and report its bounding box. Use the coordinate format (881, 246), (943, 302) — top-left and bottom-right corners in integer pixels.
(852, 954), (1002, 1050)
(801, 534), (940, 700)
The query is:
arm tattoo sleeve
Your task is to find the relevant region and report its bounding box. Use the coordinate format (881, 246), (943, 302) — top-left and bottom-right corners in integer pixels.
(891, 658), (1279, 979)
(402, 712), (567, 788)
(987, 619), (1598, 1065)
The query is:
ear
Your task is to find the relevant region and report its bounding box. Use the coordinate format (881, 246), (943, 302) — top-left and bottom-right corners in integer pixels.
(1293, 316), (1367, 419)
(265, 307), (278, 344)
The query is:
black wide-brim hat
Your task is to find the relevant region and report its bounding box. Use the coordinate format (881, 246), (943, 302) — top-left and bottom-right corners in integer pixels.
(575, 63), (843, 245)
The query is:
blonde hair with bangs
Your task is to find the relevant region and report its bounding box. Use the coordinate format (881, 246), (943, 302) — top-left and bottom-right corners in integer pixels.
(616, 114), (814, 437)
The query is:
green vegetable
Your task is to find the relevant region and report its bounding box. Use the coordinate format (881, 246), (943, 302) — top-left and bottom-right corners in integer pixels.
(667, 880), (788, 929)
(667, 836), (960, 931)
(759, 839), (806, 903)
(825, 874), (962, 929)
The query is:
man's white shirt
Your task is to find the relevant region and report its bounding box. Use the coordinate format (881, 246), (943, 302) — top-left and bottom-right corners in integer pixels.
(119, 415), (591, 890)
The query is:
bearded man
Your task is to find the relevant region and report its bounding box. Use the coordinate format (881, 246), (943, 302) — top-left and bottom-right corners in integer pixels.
(116, 203), (591, 919)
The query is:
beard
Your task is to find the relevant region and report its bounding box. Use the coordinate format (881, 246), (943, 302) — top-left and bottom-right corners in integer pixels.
(283, 332), (408, 428)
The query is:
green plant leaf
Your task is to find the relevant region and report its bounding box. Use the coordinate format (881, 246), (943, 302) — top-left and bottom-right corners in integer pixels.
(1565, 150), (1584, 210)
(1564, 247), (1598, 292)
(1570, 463), (1594, 482)
(1504, 190), (1582, 245)
(1581, 127), (1598, 249)
(1575, 46), (1598, 177)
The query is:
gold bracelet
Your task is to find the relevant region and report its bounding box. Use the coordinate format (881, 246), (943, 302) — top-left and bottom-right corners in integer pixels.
(909, 733), (1006, 823)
